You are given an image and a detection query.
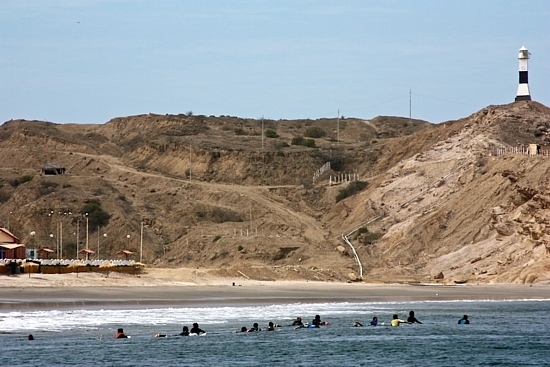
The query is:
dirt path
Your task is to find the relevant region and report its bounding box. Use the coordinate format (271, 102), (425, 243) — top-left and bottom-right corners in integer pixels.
(71, 152), (328, 243)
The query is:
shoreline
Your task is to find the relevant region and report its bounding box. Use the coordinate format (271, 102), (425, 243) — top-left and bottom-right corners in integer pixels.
(1, 281), (548, 310)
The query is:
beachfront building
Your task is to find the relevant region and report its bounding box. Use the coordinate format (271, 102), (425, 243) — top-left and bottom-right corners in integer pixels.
(0, 228), (26, 259)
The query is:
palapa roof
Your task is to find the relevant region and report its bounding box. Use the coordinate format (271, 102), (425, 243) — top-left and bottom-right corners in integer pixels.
(41, 161), (65, 170)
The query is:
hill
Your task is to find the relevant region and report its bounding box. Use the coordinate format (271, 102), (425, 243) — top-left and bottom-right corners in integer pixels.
(1, 101), (550, 284)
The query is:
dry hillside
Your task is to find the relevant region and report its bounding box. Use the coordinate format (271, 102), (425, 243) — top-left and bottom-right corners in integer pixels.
(1, 101), (550, 284)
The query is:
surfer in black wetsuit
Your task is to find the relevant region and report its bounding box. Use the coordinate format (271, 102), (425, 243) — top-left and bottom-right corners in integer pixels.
(265, 322), (275, 331)
(292, 317), (304, 328)
(311, 315), (323, 327)
(407, 311), (422, 324)
(247, 323), (260, 332)
(179, 326), (190, 336)
(458, 315), (470, 324)
(190, 323), (205, 335)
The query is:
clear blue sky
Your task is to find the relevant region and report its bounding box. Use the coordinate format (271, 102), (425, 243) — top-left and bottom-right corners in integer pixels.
(1, 0), (548, 124)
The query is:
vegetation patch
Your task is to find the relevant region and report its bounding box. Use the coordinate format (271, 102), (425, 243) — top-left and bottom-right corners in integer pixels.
(81, 199), (112, 228)
(291, 137), (316, 148)
(335, 181), (368, 202)
(265, 129), (279, 138)
(304, 127), (326, 138)
(196, 206), (244, 223)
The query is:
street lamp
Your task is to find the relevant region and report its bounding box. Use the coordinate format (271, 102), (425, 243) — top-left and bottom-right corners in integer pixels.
(7, 211), (12, 231)
(85, 213), (89, 252)
(126, 234), (130, 250)
(99, 233), (107, 259)
(30, 231), (36, 259)
(49, 233), (55, 258)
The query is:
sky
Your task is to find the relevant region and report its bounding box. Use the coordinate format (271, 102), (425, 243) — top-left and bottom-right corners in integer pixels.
(1, 0), (548, 124)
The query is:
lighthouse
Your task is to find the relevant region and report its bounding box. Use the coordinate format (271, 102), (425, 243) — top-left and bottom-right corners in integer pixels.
(515, 45), (531, 102)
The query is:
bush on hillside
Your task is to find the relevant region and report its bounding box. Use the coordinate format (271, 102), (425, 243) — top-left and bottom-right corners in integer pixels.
(304, 126), (326, 138)
(335, 181), (368, 202)
(81, 199), (111, 228)
(265, 129), (279, 138)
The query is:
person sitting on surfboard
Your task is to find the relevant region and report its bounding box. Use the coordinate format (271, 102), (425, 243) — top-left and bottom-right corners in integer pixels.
(390, 314), (407, 327)
(458, 315), (470, 324)
(407, 311), (422, 324)
(190, 323), (205, 335)
(310, 315), (328, 328)
(247, 323), (260, 332)
(179, 326), (190, 336)
(369, 317), (379, 326)
(265, 322), (276, 331)
(292, 317), (305, 328)
(114, 328), (128, 339)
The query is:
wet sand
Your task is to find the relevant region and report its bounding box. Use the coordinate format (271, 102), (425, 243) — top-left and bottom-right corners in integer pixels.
(1, 281), (548, 310)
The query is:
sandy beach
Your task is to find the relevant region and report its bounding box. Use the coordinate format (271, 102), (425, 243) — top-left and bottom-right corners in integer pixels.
(1, 268), (548, 310)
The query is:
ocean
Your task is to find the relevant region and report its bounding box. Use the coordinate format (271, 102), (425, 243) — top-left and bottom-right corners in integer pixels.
(2, 299), (549, 366)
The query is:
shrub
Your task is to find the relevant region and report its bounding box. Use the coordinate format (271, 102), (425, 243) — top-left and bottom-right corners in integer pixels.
(291, 136), (306, 146)
(234, 128), (246, 135)
(213, 235), (221, 242)
(62, 183), (72, 188)
(38, 181), (59, 196)
(304, 127), (326, 138)
(81, 199), (111, 228)
(20, 175), (34, 184)
(335, 181), (368, 202)
(0, 190), (10, 203)
(265, 129), (279, 138)
(291, 136), (316, 148)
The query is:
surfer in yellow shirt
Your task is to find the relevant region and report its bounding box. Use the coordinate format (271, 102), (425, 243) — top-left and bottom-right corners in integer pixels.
(390, 314), (407, 327)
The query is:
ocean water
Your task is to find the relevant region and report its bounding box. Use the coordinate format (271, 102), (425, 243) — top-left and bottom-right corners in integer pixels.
(1, 299), (549, 366)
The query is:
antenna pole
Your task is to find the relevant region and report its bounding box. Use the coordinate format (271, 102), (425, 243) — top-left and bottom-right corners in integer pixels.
(409, 90), (412, 123)
(261, 115), (264, 150)
(189, 144), (192, 183)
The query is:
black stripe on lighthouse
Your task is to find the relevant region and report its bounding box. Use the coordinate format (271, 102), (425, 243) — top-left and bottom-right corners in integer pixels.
(519, 71), (528, 84)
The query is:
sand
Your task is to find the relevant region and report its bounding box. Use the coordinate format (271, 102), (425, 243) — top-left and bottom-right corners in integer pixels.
(1, 268), (548, 310)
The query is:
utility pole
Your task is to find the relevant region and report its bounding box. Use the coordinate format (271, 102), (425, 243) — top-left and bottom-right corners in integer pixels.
(261, 115), (264, 150)
(140, 220), (144, 263)
(337, 109), (340, 143)
(189, 144), (192, 183)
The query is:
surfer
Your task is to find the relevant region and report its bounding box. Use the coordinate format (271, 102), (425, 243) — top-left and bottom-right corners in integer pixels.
(190, 323), (205, 335)
(407, 311), (422, 324)
(310, 315), (327, 328)
(390, 314), (407, 327)
(292, 317), (305, 328)
(369, 317), (379, 326)
(179, 326), (190, 336)
(458, 315), (470, 324)
(265, 321), (275, 331)
(114, 328), (128, 339)
(247, 323), (260, 332)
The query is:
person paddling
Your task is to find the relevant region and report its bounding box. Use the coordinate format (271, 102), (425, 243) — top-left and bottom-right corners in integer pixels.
(407, 311), (422, 324)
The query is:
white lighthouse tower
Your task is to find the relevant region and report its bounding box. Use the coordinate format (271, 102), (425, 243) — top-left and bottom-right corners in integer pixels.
(515, 45), (531, 101)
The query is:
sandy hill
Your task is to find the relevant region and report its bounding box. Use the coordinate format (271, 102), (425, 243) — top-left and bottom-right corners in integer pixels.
(1, 101), (550, 284)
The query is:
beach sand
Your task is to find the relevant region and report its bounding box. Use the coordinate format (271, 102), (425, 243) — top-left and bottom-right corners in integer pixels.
(1, 268), (548, 310)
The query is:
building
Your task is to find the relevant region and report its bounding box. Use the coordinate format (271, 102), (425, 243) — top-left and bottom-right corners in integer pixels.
(41, 162), (66, 175)
(0, 228), (26, 259)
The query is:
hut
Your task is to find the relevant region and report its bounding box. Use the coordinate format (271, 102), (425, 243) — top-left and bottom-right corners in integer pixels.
(0, 228), (25, 259)
(78, 249), (95, 261)
(117, 250), (134, 261)
(41, 161), (66, 175)
(37, 248), (55, 259)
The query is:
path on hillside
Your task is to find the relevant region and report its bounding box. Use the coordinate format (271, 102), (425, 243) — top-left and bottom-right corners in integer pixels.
(69, 152), (328, 243)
